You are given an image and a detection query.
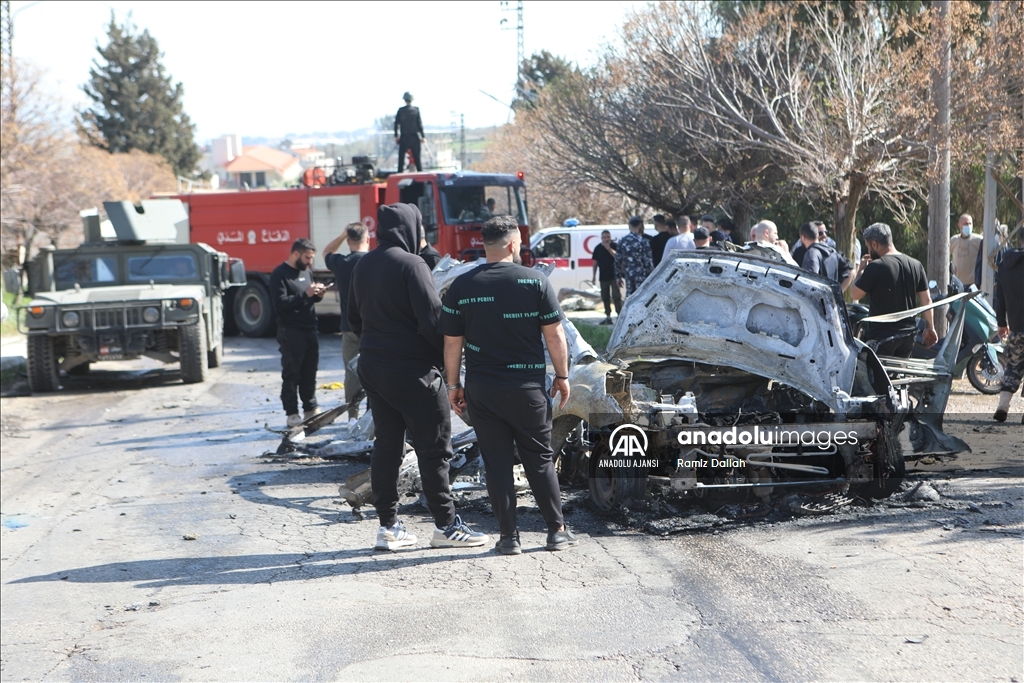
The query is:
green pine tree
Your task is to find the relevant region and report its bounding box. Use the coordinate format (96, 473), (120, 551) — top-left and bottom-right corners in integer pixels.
(78, 13), (200, 178)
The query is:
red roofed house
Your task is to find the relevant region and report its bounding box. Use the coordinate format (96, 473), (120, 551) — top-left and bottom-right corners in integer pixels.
(224, 146), (303, 188)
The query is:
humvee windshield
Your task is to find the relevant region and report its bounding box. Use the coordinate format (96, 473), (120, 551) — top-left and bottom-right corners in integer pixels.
(128, 255), (198, 282)
(54, 255), (118, 290)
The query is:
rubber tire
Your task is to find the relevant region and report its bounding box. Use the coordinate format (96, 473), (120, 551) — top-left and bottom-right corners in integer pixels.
(222, 288), (240, 337)
(859, 423), (905, 500)
(180, 321), (209, 384)
(67, 362), (91, 376)
(587, 440), (648, 512)
(207, 338), (223, 369)
(966, 350), (1004, 395)
(234, 281), (276, 337)
(27, 335), (61, 393)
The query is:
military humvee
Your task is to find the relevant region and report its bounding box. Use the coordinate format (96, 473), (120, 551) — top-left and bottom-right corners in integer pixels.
(18, 200), (246, 392)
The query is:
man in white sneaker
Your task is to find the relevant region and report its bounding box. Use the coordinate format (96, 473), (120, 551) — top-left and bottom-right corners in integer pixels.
(440, 216), (578, 555)
(349, 203), (489, 551)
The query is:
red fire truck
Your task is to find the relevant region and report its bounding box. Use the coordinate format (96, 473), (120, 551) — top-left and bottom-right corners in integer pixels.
(164, 170), (529, 336)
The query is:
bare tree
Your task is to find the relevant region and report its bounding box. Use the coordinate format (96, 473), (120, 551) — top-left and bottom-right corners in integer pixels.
(625, 2), (938, 259)
(2, 59), (175, 272)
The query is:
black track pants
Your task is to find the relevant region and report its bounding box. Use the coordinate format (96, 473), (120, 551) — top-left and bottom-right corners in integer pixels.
(358, 360), (455, 529)
(278, 326), (318, 415)
(464, 379), (564, 537)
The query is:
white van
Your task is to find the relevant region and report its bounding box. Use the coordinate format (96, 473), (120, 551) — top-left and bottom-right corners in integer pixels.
(529, 224), (633, 293)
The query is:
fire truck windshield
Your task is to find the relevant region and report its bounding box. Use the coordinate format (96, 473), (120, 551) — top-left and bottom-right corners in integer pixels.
(440, 185), (526, 225)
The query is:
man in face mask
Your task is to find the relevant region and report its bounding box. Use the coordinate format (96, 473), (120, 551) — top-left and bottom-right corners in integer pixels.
(950, 213), (982, 287)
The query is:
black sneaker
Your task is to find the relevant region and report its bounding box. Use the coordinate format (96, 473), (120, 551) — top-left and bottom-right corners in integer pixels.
(546, 526), (578, 551)
(994, 408), (1008, 422)
(494, 534), (522, 555)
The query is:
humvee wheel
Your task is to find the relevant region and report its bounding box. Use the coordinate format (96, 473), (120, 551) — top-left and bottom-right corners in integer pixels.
(27, 336), (61, 393)
(67, 362), (91, 376)
(180, 322), (209, 384)
(208, 338), (223, 369)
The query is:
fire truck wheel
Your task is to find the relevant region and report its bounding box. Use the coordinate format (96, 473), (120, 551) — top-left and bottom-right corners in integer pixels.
(180, 322), (209, 384)
(27, 335), (61, 393)
(234, 281), (276, 337)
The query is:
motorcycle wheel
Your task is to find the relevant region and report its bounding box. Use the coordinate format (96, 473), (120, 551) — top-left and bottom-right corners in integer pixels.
(966, 350), (1004, 395)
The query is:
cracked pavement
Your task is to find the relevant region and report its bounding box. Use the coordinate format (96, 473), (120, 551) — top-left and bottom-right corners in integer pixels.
(2, 335), (1022, 681)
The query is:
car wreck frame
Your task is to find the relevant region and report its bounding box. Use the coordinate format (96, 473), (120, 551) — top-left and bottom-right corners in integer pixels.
(549, 249), (971, 511)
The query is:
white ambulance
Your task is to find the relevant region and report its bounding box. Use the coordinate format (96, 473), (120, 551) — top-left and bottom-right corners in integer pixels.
(529, 222), (633, 293)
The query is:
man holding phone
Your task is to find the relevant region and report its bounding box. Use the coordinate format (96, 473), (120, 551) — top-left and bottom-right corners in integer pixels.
(271, 238), (326, 427)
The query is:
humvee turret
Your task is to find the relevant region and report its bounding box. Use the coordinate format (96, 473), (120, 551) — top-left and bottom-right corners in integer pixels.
(18, 200), (246, 392)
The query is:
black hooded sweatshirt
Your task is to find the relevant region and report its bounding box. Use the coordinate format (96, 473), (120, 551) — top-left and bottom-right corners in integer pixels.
(993, 248), (1024, 333)
(348, 203), (444, 367)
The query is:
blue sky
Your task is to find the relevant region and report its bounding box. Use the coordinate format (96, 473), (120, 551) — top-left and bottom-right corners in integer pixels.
(11, 0), (641, 141)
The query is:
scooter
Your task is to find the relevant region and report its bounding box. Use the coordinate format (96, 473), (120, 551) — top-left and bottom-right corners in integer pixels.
(847, 277), (1005, 393)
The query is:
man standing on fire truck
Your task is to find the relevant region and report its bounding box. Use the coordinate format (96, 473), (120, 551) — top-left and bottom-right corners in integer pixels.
(395, 92), (425, 173)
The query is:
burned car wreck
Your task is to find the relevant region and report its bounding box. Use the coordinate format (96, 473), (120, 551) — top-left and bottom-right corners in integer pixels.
(550, 249), (970, 511)
(271, 249), (969, 516)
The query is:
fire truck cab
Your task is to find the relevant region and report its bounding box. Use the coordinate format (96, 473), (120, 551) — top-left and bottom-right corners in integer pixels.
(388, 171), (528, 262)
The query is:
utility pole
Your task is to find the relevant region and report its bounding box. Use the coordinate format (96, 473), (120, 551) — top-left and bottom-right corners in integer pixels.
(500, 1), (525, 93)
(460, 114), (466, 171)
(980, 0), (1002, 300)
(927, 0), (951, 339)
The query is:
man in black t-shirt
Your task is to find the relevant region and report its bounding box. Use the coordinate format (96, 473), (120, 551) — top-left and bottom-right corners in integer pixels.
(440, 216), (578, 555)
(270, 238), (326, 427)
(591, 230), (621, 324)
(323, 222), (369, 420)
(649, 214), (671, 267)
(851, 222), (937, 357)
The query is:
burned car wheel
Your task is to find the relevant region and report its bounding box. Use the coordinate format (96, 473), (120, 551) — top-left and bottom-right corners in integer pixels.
(27, 336), (61, 393)
(588, 440), (647, 512)
(856, 425), (905, 499)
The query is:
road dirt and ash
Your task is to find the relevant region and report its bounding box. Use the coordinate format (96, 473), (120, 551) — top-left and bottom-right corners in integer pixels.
(1, 335), (1021, 681)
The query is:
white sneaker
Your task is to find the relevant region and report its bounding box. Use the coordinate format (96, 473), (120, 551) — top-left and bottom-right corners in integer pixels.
(430, 514), (489, 548)
(303, 407), (321, 421)
(286, 414), (303, 428)
(375, 520), (417, 551)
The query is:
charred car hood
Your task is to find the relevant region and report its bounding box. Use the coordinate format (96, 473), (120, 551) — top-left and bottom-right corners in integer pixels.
(607, 252), (856, 410)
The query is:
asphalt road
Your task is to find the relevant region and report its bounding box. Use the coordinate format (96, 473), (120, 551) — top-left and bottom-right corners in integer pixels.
(1, 335), (1022, 681)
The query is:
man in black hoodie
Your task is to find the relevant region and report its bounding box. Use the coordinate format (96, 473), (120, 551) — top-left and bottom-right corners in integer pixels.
(992, 229), (1024, 423)
(348, 203), (488, 551)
